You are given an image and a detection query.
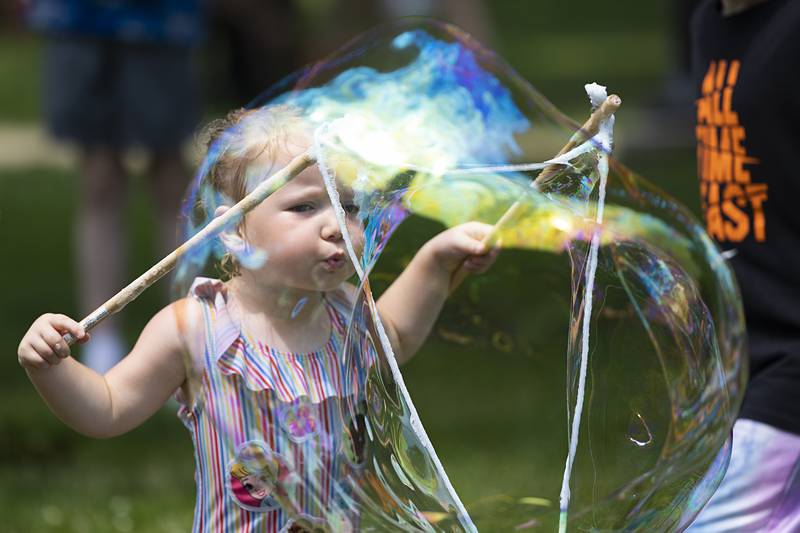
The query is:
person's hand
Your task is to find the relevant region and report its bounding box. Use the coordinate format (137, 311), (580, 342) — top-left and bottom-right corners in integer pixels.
(424, 221), (501, 274)
(18, 314), (89, 370)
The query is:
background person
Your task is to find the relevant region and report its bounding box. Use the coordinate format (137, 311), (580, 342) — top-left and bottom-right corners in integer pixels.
(687, 0), (800, 529)
(26, 0), (204, 372)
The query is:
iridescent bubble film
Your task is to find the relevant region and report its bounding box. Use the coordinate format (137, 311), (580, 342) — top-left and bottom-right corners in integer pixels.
(173, 19), (745, 532)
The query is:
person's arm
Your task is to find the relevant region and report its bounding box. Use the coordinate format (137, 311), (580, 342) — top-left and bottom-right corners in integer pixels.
(17, 298), (201, 438)
(377, 222), (499, 365)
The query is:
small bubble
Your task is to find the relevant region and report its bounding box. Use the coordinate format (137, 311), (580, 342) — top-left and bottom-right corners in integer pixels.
(291, 297), (308, 318)
(492, 331), (514, 352)
(627, 411), (654, 448)
(438, 326), (473, 345)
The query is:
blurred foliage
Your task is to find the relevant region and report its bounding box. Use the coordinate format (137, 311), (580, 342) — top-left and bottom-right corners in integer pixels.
(0, 34), (41, 122)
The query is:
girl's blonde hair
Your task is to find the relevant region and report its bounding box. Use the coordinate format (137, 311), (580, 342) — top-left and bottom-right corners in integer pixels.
(197, 104), (312, 278)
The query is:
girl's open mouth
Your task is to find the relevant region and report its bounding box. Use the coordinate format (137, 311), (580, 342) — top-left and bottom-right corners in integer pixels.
(322, 256), (346, 272)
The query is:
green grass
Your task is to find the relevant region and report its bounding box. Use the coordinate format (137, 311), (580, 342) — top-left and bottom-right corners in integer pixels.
(0, 33), (41, 123)
(0, 168), (193, 531)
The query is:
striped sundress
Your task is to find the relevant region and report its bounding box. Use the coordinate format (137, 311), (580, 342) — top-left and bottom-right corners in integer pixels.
(177, 278), (368, 532)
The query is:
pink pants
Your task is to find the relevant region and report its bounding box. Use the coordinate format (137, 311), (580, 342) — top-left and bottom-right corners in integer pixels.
(686, 419), (800, 532)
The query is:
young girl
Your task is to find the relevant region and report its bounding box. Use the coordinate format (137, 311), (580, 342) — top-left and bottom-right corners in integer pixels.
(17, 105), (499, 532)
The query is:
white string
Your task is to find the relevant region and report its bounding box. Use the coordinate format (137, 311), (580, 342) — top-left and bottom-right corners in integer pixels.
(313, 126), (365, 281)
(557, 83), (614, 532)
(313, 126), (478, 532)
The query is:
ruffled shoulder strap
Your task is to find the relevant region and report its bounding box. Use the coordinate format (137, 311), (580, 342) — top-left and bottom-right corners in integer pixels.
(177, 277), (238, 421)
(188, 277), (241, 361)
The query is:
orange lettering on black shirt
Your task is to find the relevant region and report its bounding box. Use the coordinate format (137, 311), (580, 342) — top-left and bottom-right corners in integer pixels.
(696, 59), (767, 242)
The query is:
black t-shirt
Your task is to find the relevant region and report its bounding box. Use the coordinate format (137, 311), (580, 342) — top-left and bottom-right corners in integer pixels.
(691, 0), (800, 434)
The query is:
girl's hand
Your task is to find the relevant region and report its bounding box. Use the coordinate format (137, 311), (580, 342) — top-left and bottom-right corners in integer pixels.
(18, 314), (89, 370)
(424, 221), (501, 274)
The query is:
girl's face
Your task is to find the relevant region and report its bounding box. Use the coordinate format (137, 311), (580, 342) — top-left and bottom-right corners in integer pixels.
(240, 153), (363, 293)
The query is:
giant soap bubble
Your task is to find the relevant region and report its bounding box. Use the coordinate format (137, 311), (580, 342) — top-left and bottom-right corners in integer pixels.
(173, 19), (745, 532)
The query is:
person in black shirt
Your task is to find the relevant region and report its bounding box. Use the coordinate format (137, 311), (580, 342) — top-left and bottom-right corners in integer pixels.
(686, 0), (800, 530)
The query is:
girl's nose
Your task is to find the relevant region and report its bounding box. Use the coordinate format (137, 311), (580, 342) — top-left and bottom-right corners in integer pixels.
(321, 225), (342, 242)
(321, 212), (342, 242)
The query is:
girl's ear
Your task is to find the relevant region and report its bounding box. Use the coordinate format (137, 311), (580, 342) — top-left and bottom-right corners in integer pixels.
(214, 205), (230, 219)
(215, 206), (268, 270)
(219, 231), (245, 254)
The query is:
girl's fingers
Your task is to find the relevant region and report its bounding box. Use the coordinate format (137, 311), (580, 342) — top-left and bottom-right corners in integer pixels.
(42, 328), (71, 360)
(457, 224), (502, 256)
(461, 221), (495, 241)
(18, 313), (85, 370)
(451, 232), (475, 254)
(30, 337), (59, 366)
(453, 230), (488, 256)
(20, 351), (49, 370)
(48, 314), (86, 342)
(484, 245), (501, 258)
(464, 246), (501, 273)
(464, 258), (490, 273)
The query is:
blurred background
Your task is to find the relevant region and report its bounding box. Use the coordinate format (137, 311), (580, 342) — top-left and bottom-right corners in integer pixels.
(0, 1), (701, 531)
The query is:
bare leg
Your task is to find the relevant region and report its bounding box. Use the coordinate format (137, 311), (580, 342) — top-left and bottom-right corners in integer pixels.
(75, 146), (128, 372)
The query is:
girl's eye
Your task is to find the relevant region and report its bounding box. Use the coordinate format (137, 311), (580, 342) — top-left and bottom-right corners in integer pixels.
(343, 203), (359, 215)
(289, 204), (314, 213)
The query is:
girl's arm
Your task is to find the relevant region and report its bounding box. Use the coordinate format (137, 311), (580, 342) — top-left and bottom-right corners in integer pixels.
(377, 222), (499, 365)
(17, 298), (201, 438)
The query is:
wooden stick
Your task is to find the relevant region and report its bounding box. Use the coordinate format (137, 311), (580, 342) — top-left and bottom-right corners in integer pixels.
(536, 94), (621, 186)
(62, 96), (619, 343)
(63, 150), (317, 345)
(448, 94), (621, 293)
